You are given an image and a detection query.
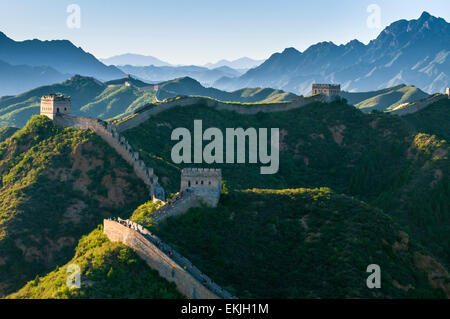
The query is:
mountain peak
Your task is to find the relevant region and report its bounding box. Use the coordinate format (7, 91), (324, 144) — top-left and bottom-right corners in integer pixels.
(419, 11), (432, 21)
(282, 47), (300, 54)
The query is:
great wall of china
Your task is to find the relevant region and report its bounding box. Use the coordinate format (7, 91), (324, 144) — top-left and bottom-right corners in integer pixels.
(53, 114), (165, 200)
(115, 95), (325, 132)
(389, 93), (447, 115)
(49, 91), (450, 299)
(103, 218), (235, 299)
(53, 111), (229, 298)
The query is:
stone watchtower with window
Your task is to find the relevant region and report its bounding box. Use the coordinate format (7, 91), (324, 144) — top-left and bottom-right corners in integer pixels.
(180, 168), (222, 207)
(40, 94), (71, 120)
(312, 84), (341, 101)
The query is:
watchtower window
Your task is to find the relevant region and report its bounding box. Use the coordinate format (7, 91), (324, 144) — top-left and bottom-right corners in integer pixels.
(188, 181), (191, 187)
(201, 180), (204, 185)
(195, 181), (198, 185)
(56, 108), (60, 113)
(209, 181), (211, 185)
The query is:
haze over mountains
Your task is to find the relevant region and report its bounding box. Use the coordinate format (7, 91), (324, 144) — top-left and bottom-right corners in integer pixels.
(215, 12), (450, 95)
(0, 12), (447, 99)
(117, 64), (244, 87)
(101, 53), (172, 67)
(203, 57), (264, 70)
(0, 32), (124, 81)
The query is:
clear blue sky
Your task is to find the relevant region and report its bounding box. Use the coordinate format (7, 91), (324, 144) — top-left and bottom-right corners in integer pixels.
(1, 0), (449, 65)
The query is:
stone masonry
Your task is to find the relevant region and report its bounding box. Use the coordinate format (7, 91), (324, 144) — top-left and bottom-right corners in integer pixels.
(53, 114), (165, 201)
(40, 94), (71, 120)
(103, 218), (235, 299)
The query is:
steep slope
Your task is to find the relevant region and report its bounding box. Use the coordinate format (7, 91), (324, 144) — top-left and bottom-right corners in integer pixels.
(151, 189), (449, 298)
(7, 228), (183, 299)
(0, 60), (69, 96)
(0, 116), (148, 296)
(215, 12), (450, 94)
(341, 84), (429, 112)
(121, 99), (449, 272)
(0, 32), (124, 81)
(0, 76), (157, 127)
(156, 77), (296, 102)
(403, 99), (450, 141)
(0, 126), (19, 142)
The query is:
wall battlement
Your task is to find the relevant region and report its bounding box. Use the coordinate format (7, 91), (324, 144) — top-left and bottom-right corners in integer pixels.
(180, 168), (222, 207)
(116, 95), (325, 132)
(103, 218), (235, 299)
(40, 94), (71, 120)
(181, 167), (222, 177)
(53, 114), (165, 201)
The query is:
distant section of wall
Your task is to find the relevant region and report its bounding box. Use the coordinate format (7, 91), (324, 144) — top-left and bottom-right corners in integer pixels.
(53, 114), (165, 200)
(116, 95), (324, 132)
(390, 94), (447, 116)
(103, 219), (234, 299)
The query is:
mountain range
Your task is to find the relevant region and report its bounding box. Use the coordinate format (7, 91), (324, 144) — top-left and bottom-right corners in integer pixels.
(203, 57), (264, 70)
(0, 76), (296, 128)
(117, 64), (244, 86)
(100, 53), (172, 67)
(0, 72), (435, 128)
(214, 12), (450, 95)
(0, 60), (70, 96)
(1, 12), (448, 97)
(0, 31), (124, 92)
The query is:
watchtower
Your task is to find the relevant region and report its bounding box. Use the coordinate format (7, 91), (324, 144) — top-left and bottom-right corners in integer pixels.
(312, 84), (341, 100)
(180, 168), (221, 207)
(446, 88), (450, 98)
(40, 94), (71, 120)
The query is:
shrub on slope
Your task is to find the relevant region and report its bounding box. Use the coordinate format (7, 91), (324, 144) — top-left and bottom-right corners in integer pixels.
(0, 115), (148, 296)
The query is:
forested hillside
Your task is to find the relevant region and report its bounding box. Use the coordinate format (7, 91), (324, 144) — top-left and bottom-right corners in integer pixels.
(0, 116), (149, 296)
(122, 99), (450, 276)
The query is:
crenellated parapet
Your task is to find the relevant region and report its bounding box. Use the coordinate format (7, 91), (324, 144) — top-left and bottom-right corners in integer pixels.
(180, 168), (221, 206)
(103, 218), (235, 299)
(53, 113), (165, 201)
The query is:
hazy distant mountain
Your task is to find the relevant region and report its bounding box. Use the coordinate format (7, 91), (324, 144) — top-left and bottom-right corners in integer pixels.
(0, 60), (70, 96)
(214, 12), (450, 95)
(204, 57), (264, 70)
(100, 53), (172, 67)
(0, 32), (124, 81)
(118, 64), (242, 86)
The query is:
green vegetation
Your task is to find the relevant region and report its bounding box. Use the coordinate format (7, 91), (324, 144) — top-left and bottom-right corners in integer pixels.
(7, 227), (183, 299)
(0, 126), (18, 142)
(404, 99), (450, 141)
(341, 84), (429, 112)
(155, 77), (296, 103)
(122, 99), (449, 277)
(0, 75), (157, 127)
(151, 189), (447, 298)
(0, 115), (149, 296)
(1, 96), (449, 299)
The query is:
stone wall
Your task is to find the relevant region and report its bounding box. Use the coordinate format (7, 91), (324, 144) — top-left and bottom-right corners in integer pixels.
(390, 94), (447, 116)
(116, 95), (324, 132)
(180, 168), (221, 207)
(103, 218), (234, 299)
(53, 114), (165, 200)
